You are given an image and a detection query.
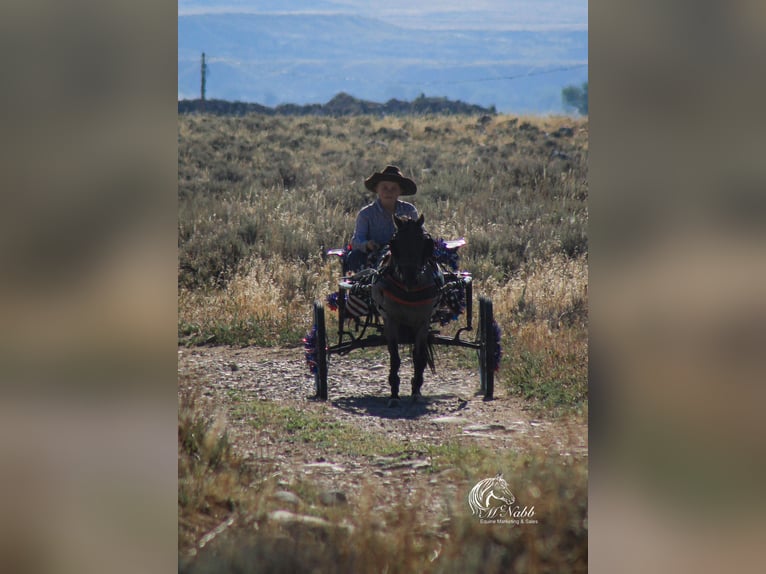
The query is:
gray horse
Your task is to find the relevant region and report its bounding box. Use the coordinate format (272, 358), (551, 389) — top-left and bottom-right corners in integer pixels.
(371, 214), (440, 406)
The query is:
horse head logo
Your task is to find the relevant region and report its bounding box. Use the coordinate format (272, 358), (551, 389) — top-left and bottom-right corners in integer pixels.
(468, 474), (516, 519)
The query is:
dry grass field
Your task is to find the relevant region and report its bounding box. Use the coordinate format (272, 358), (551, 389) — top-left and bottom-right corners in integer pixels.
(178, 112), (588, 572)
(178, 114), (587, 407)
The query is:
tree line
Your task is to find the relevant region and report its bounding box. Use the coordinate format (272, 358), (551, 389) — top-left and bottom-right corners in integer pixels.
(178, 92), (496, 117)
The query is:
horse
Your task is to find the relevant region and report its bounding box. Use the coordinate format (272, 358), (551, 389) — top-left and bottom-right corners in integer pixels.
(371, 214), (440, 406)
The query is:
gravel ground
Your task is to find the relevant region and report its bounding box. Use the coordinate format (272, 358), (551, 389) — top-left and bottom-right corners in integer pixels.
(178, 344), (587, 555)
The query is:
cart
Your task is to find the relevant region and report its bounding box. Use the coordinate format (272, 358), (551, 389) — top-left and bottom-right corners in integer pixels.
(304, 238), (501, 400)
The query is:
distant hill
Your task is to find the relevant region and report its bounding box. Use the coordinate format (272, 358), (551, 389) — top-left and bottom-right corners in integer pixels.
(178, 92), (496, 116)
(178, 11), (587, 114)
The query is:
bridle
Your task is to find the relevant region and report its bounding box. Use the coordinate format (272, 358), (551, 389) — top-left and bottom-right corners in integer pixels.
(388, 230), (433, 289)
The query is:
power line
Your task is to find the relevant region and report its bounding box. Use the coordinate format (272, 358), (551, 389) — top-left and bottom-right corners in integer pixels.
(411, 63), (588, 86)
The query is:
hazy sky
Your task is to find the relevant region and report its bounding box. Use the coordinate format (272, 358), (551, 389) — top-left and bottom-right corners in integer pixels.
(178, 0), (588, 31)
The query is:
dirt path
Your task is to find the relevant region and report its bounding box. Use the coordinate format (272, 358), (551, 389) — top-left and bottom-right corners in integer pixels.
(179, 345), (587, 550)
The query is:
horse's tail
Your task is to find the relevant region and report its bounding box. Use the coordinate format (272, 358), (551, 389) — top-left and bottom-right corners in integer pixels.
(426, 332), (436, 374)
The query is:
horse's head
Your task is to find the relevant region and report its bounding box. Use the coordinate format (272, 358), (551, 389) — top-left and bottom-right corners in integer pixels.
(488, 475), (515, 507)
(389, 214), (433, 287)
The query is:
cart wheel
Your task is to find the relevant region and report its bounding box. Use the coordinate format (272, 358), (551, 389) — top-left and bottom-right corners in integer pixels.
(478, 297), (496, 400)
(313, 301), (328, 400)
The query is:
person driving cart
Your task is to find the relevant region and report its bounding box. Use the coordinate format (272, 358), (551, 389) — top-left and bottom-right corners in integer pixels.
(345, 165), (418, 273)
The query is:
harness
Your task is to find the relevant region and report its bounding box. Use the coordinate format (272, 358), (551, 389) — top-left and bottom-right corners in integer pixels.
(378, 263), (441, 307)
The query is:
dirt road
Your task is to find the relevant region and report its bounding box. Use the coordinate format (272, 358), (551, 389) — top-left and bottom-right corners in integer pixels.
(178, 345), (587, 556)
(178, 347), (588, 502)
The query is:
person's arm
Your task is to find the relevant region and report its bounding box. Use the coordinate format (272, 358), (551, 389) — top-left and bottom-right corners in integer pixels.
(351, 209), (372, 252)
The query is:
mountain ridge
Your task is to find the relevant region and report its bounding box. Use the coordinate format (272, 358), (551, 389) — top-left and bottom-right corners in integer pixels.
(178, 92), (497, 116)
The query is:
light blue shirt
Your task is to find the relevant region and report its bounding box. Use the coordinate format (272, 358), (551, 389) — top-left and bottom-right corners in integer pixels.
(351, 198), (418, 252)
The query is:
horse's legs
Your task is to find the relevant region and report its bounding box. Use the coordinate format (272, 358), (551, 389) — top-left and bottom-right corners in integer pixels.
(411, 324), (432, 400)
(411, 342), (426, 400)
(387, 337), (401, 403)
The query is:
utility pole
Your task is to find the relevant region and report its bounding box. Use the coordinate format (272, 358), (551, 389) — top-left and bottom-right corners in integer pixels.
(200, 52), (208, 112)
